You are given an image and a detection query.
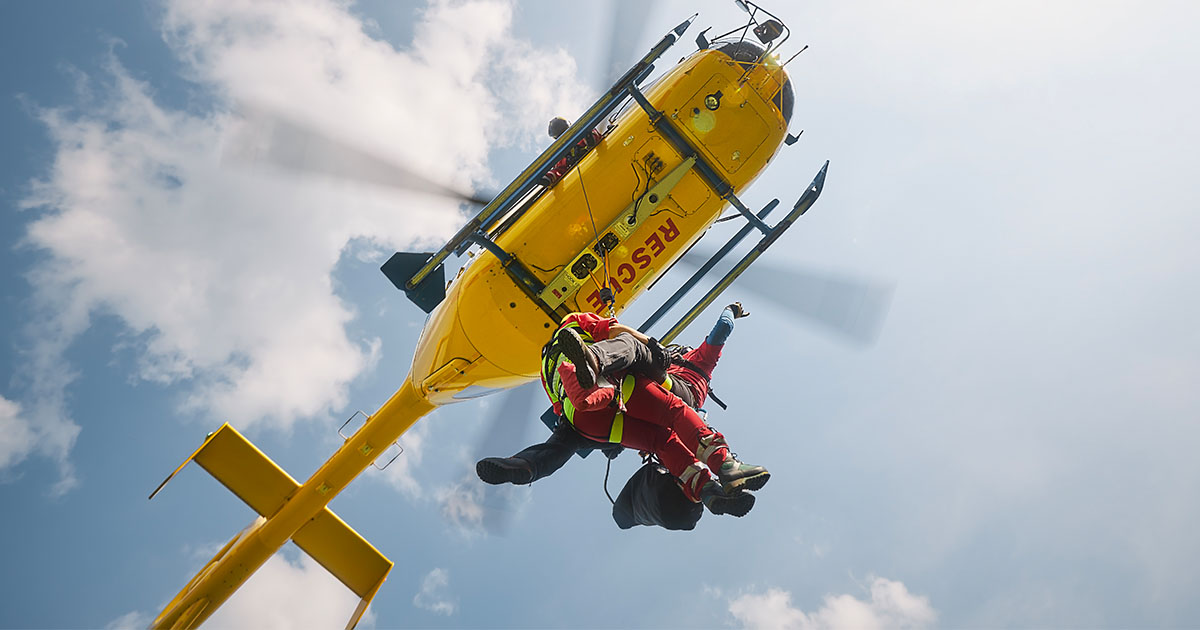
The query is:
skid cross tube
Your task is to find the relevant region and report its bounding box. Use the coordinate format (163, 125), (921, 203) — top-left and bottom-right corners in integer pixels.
(406, 16), (696, 292)
(639, 198), (779, 334)
(658, 161), (828, 345)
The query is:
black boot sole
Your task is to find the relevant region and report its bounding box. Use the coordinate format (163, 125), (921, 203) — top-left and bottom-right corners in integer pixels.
(723, 471), (770, 492)
(476, 458), (533, 485)
(557, 328), (596, 388)
(706, 491), (755, 517)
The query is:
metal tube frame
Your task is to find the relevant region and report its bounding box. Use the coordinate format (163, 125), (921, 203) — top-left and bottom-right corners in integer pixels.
(657, 161), (828, 345)
(406, 17), (696, 292)
(639, 198), (779, 333)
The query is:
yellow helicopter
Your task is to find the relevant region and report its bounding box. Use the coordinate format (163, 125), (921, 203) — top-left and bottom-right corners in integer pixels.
(147, 3), (836, 628)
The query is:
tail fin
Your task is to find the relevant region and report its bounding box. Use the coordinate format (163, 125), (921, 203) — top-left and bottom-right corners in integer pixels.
(381, 251), (446, 313)
(151, 424), (391, 630)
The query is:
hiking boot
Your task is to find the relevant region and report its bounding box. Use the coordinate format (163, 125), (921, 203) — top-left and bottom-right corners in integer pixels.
(699, 481), (755, 517)
(678, 463), (752, 516)
(476, 457), (534, 485)
(697, 432), (770, 492)
(557, 327), (598, 388)
(715, 458), (770, 492)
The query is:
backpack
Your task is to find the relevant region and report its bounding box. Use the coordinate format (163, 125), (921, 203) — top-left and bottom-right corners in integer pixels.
(612, 462), (703, 530)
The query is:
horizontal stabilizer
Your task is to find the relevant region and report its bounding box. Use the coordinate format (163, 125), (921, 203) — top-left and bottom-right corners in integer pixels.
(293, 510), (392, 619)
(151, 424), (392, 630)
(381, 252), (445, 313)
(191, 423), (298, 517)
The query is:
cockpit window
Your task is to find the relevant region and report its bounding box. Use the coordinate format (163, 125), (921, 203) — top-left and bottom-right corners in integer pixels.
(716, 41), (765, 71)
(773, 78), (794, 124)
(716, 40), (793, 124)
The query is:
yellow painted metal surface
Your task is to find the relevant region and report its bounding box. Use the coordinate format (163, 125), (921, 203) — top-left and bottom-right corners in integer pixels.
(292, 509), (392, 598)
(192, 424), (296, 517)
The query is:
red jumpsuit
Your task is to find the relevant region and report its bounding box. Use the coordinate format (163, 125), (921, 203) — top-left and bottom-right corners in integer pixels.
(666, 341), (722, 410)
(544, 130), (603, 183)
(542, 314), (722, 498)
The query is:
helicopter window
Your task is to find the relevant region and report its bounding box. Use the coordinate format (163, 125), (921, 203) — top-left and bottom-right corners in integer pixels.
(772, 77), (794, 124)
(715, 40), (765, 72)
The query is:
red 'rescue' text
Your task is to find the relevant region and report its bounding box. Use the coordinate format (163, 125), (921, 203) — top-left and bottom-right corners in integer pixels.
(586, 217), (681, 312)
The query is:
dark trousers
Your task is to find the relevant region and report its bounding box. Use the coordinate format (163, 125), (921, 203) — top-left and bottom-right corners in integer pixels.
(512, 420), (598, 483)
(592, 333), (696, 408)
(591, 332), (655, 376)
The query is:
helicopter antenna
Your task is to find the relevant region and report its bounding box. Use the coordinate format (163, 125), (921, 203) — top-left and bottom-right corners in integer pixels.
(781, 44), (808, 68)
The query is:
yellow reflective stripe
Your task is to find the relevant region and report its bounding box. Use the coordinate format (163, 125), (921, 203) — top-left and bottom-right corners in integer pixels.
(661, 374), (673, 392)
(605, 374), (636, 444)
(620, 374), (636, 403)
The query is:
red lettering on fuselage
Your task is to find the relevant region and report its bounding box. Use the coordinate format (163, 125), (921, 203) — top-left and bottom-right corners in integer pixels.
(617, 263), (636, 284)
(659, 218), (680, 243)
(632, 247), (652, 269)
(644, 233), (665, 257)
(585, 217), (687, 313)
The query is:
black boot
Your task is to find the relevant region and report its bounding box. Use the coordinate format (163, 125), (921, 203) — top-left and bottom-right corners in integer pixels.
(557, 327), (599, 388)
(476, 457), (534, 485)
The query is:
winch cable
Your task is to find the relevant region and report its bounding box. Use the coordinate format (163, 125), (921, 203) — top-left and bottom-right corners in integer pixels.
(577, 170), (616, 315)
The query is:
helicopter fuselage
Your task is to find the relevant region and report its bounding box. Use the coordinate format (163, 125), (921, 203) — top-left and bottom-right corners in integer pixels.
(151, 39), (794, 630)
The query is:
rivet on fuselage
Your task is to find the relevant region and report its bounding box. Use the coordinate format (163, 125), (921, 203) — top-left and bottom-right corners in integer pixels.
(623, 135), (634, 146)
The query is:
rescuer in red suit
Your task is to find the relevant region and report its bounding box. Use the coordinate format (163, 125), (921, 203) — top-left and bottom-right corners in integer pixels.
(537, 116), (603, 187)
(539, 311), (768, 517)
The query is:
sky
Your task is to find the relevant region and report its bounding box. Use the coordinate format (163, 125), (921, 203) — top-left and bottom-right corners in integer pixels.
(2, 0), (1199, 628)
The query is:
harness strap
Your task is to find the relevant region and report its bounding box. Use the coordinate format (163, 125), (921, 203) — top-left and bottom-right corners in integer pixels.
(674, 358), (712, 382)
(672, 358), (727, 409)
(607, 374), (637, 443)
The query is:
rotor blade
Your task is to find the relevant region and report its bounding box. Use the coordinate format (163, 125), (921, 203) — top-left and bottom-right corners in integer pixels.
(470, 383), (543, 536)
(596, 0), (653, 91)
(473, 383), (542, 462)
(224, 107), (491, 206)
(680, 252), (895, 345)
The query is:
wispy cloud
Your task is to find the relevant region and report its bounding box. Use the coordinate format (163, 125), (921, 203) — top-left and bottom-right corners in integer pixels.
(729, 577), (936, 630)
(0, 396), (36, 473)
(413, 567), (457, 616)
(117, 549), (372, 629)
(13, 0), (588, 489)
(207, 551), (371, 629)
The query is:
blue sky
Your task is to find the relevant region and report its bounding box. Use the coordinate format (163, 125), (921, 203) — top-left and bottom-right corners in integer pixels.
(3, 1), (1200, 628)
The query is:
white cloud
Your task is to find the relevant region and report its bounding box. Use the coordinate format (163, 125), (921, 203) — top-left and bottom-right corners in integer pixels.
(16, 0), (588, 486)
(729, 577), (936, 630)
(0, 396), (36, 472)
(413, 567), (457, 616)
(207, 551), (372, 629)
(121, 550), (371, 630)
(376, 420), (430, 499)
(105, 610), (152, 630)
(438, 478), (487, 533)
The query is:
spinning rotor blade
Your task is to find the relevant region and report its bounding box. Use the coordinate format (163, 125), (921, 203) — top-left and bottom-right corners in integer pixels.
(224, 107), (491, 206)
(680, 252), (894, 345)
(597, 0), (653, 91)
(460, 382), (543, 536)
